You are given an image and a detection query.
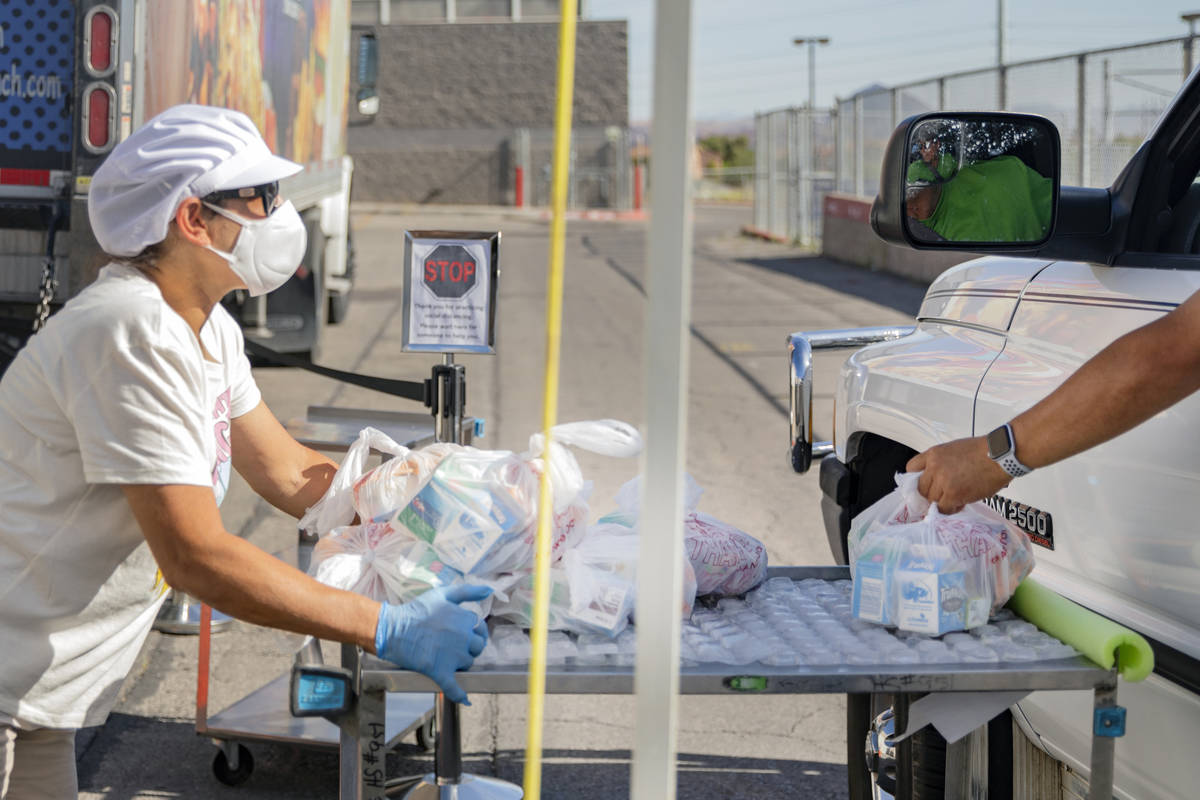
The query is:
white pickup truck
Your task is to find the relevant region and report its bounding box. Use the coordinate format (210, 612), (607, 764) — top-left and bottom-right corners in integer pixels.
(791, 81), (1200, 798)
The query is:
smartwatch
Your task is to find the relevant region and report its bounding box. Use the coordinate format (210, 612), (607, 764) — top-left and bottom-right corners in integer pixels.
(986, 423), (1032, 477)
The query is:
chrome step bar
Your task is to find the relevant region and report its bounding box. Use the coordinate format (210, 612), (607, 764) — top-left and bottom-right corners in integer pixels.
(788, 325), (916, 473)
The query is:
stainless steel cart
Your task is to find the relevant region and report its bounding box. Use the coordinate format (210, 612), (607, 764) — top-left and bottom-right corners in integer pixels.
(304, 566), (1125, 800)
(194, 406), (478, 787)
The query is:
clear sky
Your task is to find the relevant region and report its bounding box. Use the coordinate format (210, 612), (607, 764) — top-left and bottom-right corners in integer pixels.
(586, 0), (1195, 122)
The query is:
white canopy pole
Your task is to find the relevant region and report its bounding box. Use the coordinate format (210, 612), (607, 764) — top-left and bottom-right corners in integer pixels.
(632, 1), (694, 798)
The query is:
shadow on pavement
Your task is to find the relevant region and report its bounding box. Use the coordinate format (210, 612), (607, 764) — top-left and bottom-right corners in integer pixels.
(736, 254), (927, 318)
(491, 748), (847, 800)
(77, 716), (846, 799)
(76, 712), (435, 799)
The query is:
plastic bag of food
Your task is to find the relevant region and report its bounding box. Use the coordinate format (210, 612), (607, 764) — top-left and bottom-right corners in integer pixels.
(683, 512), (768, 596)
(309, 520), (525, 618)
(309, 521), (464, 604)
(298, 427), (413, 536)
(848, 472), (1035, 634)
(564, 522), (698, 618)
(303, 420), (644, 622)
(385, 447), (540, 574)
(488, 566), (635, 637)
(602, 474), (768, 598)
(353, 443), (459, 522)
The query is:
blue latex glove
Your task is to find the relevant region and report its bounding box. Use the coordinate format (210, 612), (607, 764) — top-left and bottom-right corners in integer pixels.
(374, 584), (492, 705)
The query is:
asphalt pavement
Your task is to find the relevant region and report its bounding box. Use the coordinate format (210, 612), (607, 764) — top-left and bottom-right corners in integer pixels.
(74, 202), (926, 799)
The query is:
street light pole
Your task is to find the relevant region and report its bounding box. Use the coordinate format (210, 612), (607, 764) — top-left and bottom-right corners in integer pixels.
(793, 36), (830, 111)
(1182, 12), (1200, 76)
(792, 36), (829, 245)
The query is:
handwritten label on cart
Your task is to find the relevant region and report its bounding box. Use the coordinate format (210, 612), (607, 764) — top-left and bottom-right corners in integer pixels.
(402, 232), (499, 354)
(362, 721), (387, 797)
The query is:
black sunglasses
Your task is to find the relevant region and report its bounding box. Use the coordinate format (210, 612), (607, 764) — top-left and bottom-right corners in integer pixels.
(203, 181), (280, 217)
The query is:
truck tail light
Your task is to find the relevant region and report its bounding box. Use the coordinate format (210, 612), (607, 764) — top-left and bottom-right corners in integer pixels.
(84, 6), (118, 77)
(82, 84), (115, 152)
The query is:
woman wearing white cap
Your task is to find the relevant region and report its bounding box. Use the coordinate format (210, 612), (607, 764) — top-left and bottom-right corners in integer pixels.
(0, 104), (488, 798)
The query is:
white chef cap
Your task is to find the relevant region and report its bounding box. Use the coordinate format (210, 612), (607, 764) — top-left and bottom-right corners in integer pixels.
(88, 104), (303, 257)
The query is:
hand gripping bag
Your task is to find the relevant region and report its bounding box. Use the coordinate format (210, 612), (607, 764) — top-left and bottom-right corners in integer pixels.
(847, 472), (1035, 634)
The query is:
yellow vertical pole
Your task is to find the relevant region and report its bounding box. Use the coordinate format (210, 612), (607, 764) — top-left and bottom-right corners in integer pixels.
(523, 2), (577, 798)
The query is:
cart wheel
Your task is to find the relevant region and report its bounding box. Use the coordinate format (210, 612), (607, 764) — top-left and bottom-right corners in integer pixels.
(415, 714), (437, 752)
(212, 744), (255, 786)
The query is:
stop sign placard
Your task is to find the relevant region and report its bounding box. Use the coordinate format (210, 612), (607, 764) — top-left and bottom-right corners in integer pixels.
(422, 245), (478, 298)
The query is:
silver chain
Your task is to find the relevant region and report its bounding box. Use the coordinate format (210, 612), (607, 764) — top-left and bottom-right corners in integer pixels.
(32, 255), (57, 332)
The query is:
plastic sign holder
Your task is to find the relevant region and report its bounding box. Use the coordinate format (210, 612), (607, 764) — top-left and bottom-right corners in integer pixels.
(401, 230), (500, 354)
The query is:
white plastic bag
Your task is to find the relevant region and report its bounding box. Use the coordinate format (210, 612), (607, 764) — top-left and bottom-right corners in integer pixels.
(487, 567), (635, 636)
(309, 521), (464, 604)
(683, 512), (768, 597)
(564, 522), (698, 618)
(525, 419), (643, 516)
(848, 472), (1035, 634)
(384, 447), (540, 574)
(299, 427), (411, 536)
(602, 473), (768, 598)
(352, 442), (459, 522)
(304, 421), (646, 634)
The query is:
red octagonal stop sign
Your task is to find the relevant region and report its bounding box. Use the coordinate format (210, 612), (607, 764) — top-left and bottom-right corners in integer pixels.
(422, 245), (478, 299)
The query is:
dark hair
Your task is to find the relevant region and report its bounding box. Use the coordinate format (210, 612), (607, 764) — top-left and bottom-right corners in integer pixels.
(110, 202), (219, 274)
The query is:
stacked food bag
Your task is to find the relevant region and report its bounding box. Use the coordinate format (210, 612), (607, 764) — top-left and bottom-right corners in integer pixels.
(847, 472), (1035, 635)
(300, 421), (770, 637)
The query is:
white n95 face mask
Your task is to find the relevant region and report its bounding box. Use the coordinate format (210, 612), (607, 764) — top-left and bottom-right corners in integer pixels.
(202, 199), (307, 296)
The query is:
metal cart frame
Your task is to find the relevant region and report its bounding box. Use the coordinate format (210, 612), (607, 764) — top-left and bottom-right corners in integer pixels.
(193, 404), (479, 786)
(318, 566), (1125, 800)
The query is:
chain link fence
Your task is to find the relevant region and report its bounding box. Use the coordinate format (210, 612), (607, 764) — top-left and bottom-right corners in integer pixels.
(755, 35), (1196, 245)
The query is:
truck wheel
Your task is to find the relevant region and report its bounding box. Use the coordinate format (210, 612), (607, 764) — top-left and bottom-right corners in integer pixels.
(843, 435), (917, 561)
(909, 727), (946, 800)
(847, 693), (876, 800)
(212, 744), (254, 786)
(842, 437), (918, 799)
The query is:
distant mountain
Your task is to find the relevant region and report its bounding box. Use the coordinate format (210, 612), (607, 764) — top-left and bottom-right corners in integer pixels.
(696, 118), (755, 138)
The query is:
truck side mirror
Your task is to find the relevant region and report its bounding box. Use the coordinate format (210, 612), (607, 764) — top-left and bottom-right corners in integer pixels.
(356, 34), (380, 117)
(871, 112), (1061, 251)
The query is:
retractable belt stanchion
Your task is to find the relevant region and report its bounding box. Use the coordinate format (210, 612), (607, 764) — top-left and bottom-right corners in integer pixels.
(393, 354), (521, 800)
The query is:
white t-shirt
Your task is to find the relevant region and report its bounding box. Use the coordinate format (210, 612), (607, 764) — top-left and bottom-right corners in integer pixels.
(0, 263), (261, 728)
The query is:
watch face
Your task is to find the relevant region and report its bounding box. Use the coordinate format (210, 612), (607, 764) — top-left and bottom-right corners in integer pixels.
(986, 425), (1012, 459)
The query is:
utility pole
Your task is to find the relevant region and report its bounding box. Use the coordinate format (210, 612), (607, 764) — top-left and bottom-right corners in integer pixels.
(996, 0), (1006, 107)
(793, 36), (830, 111)
(792, 36), (829, 245)
(996, 0), (1006, 66)
(1182, 12), (1200, 76)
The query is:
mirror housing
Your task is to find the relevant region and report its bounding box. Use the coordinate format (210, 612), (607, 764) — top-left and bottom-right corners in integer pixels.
(873, 112), (1061, 252)
(357, 89), (380, 117)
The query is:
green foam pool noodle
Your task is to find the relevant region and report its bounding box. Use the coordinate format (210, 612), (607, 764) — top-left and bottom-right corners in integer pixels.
(1007, 578), (1154, 682)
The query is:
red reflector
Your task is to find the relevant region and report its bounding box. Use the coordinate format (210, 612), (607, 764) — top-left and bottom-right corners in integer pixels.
(88, 10), (114, 74)
(0, 169), (51, 187)
(87, 88), (111, 150)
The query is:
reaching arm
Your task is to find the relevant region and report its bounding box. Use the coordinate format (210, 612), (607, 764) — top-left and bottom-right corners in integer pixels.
(124, 482), (491, 704)
(909, 288), (1200, 512)
(124, 483), (380, 649)
(230, 400), (340, 520)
